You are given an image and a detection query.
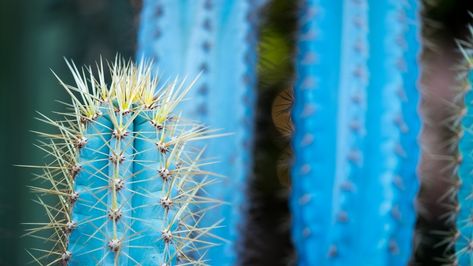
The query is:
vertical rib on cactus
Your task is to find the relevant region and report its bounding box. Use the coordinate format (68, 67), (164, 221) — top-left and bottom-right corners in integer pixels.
(204, 2), (258, 264)
(68, 113), (112, 264)
(359, 1), (412, 264)
(291, 1), (342, 265)
(137, 1), (264, 264)
(456, 29), (473, 266)
(25, 58), (220, 265)
(326, 0), (368, 265)
(291, 0), (421, 265)
(388, 1), (421, 265)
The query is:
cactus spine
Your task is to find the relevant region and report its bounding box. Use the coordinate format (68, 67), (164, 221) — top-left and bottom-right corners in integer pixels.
(456, 27), (473, 266)
(291, 0), (421, 265)
(26, 59), (219, 265)
(137, 1), (264, 264)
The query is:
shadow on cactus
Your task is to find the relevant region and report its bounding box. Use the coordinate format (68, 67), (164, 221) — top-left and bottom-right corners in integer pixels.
(23, 58), (224, 265)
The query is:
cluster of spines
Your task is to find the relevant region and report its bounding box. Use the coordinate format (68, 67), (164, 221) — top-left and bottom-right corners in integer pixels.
(137, 1), (265, 264)
(291, 0), (421, 265)
(455, 26), (473, 266)
(25, 59), (220, 265)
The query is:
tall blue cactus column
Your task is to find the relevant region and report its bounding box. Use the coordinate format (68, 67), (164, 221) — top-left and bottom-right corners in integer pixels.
(291, 0), (421, 265)
(456, 37), (473, 266)
(137, 1), (265, 264)
(388, 1), (422, 265)
(291, 0), (343, 265)
(358, 1), (421, 265)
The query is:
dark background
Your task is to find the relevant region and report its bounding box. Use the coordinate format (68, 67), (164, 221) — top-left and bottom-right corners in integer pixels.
(0, 1), (137, 265)
(0, 0), (472, 265)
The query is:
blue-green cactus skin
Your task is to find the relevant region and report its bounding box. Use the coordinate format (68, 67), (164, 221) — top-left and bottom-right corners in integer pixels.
(68, 114), (113, 265)
(131, 112), (166, 264)
(291, 1), (343, 265)
(137, 1), (264, 264)
(326, 0), (368, 265)
(457, 69), (473, 266)
(291, 1), (421, 265)
(68, 113), (137, 265)
(28, 60), (220, 265)
(358, 1), (419, 265)
(388, 1), (421, 265)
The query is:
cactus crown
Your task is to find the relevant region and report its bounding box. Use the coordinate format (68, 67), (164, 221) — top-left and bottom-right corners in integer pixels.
(25, 58), (221, 265)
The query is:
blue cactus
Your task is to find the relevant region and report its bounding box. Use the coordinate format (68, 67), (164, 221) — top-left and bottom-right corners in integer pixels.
(25, 59), (220, 265)
(456, 29), (473, 266)
(137, 1), (265, 264)
(291, 0), (421, 265)
(388, 1), (421, 264)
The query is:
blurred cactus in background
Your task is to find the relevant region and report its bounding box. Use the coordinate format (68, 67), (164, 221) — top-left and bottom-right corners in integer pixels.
(291, 0), (421, 265)
(7, 0), (473, 265)
(25, 59), (220, 265)
(137, 0), (266, 264)
(455, 28), (473, 266)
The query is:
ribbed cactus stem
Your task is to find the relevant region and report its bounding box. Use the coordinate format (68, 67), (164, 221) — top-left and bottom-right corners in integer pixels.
(388, 1), (421, 265)
(69, 114), (112, 264)
(292, 1), (343, 264)
(137, 1), (265, 264)
(327, 0), (368, 264)
(456, 32), (473, 266)
(130, 110), (165, 263)
(358, 1), (417, 265)
(26, 59), (220, 265)
(291, 0), (421, 265)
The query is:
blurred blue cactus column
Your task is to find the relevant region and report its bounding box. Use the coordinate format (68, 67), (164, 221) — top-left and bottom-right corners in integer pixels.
(291, 0), (421, 265)
(456, 35), (473, 266)
(137, 0), (265, 264)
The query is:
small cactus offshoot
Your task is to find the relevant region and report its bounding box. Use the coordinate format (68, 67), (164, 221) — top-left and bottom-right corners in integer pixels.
(24, 58), (222, 265)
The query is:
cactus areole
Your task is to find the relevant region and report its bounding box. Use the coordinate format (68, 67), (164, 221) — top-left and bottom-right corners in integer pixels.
(26, 58), (221, 265)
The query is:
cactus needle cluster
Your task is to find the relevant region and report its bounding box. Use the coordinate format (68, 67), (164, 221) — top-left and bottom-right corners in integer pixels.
(25, 58), (221, 265)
